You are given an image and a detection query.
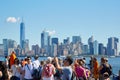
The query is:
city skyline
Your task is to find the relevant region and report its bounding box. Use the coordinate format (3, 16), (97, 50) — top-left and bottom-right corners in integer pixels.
(0, 0), (120, 47)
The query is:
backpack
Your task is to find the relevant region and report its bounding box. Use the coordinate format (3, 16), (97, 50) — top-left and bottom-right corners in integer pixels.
(44, 64), (53, 77)
(32, 66), (42, 80)
(101, 64), (112, 76)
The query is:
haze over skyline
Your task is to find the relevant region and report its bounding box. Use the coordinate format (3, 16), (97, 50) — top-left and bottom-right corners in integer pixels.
(0, 0), (120, 47)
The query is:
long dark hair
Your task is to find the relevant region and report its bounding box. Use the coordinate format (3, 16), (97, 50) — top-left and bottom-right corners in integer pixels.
(0, 61), (9, 80)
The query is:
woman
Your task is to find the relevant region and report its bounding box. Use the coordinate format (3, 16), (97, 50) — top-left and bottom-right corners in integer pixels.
(11, 58), (21, 80)
(42, 57), (56, 80)
(74, 59), (87, 80)
(0, 61), (9, 80)
(93, 57), (99, 80)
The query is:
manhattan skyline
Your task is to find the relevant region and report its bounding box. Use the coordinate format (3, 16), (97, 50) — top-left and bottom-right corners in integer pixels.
(0, 0), (120, 47)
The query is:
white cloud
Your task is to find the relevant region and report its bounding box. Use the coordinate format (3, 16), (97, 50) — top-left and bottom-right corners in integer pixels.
(46, 30), (56, 35)
(6, 17), (20, 23)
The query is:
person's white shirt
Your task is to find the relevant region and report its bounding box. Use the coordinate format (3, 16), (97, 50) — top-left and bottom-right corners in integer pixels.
(32, 60), (40, 69)
(43, 75), (54, 80)
(23, 63), (33, 79)
(11, 65), (21, 78)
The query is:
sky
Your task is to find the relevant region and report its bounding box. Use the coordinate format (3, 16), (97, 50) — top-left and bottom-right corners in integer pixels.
(0, 0), (120, 47)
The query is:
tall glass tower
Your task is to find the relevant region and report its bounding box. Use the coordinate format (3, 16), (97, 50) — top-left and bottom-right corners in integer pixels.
(20, 21), (25, 49)
(41, 30), (50, 55)
(107, 37), (119, 56)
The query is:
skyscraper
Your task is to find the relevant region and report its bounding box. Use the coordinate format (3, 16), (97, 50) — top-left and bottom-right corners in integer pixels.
(63, 37), (70, 44)
(83, 45), (89, 54)
(20, 21), (25, 49)
(32, 44), (40, 55)
(93, 40), (98, 55)
(41, 30), (50, 55)
(72, 36), (81, 44)
(52, 38), (58, 45)
(107, 37), (119, 56)
(0, 44), (4, 56)
(3, 39), (8, 56)
(88, 36), (94, 55)
(99, 43), (104, 55)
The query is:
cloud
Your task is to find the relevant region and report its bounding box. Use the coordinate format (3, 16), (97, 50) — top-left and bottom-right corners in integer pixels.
(46, 30), (56, 35)
(6, 17), (20, 23)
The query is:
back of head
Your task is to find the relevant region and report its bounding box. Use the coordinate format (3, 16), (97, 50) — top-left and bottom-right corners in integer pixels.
(14, 58), (19, 65)
(34, 55), (39, 60)
(27, 56), (31, 60)
(47, 57), (53, 63)
(65, 56), (73, 65)
(103, 72), (109, 79)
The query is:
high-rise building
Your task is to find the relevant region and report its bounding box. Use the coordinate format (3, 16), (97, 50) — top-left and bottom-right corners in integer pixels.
(88, 36), (94, 55)
(93, 40), (98, 55)
(24, 39), (29, 53)
(3, 39), (17, 56)
(41, 30), (50, 55)
(32, 44), (40, 55)
(72, 36), (81, 44)
(63, 37), (70, 44)
(52, 38), (58, 45)
(107, 37), (119, 56)
(3, 39), (8, 56)
(20, 21), (25, 49)
(0, 44), (4, 56)
(99, 43), (104, 55)
(51, 44), (57, 56)
(82, 45), (89, 54)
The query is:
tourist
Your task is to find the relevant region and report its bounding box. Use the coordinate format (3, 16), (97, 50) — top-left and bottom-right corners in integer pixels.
(9, 51), (17, 69)
(93, 57), (99, 80)
(42, 57), (56, 80)
(22, 56), (33, 80)
(10, 58), (21, 80)
(0, 61), (9, 80)
(32, 55), (40, 69)
(4, 56), (9, 69)
(99, 57), (112, 80)
(74, 59), (87, 80)
(55, 56), (73, 80)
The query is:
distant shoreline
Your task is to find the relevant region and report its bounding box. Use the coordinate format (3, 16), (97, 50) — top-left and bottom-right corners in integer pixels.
(0, 54), (120, 58)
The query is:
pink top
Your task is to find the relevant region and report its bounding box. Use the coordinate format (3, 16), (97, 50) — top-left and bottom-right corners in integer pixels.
(75, 66), (85, 77)
(43, 64), (54, 78)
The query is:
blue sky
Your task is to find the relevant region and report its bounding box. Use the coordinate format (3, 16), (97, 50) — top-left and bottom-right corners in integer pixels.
(0, 0), (120, 47)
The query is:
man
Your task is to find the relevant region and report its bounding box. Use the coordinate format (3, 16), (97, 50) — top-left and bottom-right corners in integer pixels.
(22, 56), (33, 80)
(55, 56), (73, 80)
(32, 55), (40, 69)
(32, 55), (40, 80)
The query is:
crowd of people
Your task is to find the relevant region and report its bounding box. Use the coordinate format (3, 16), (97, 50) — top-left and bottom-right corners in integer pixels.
(0, 51), (120, 80)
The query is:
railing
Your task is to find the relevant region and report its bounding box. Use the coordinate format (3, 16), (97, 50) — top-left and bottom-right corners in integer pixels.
(111, 70), (120, 80)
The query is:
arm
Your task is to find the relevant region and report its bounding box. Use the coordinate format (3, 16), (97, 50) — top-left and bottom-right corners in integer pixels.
(54, 57), (62, 71)
(52, 65), (56, 74)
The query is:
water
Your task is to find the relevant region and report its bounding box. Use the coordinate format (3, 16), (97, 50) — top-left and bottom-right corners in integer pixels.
(0, 56), (120, 75)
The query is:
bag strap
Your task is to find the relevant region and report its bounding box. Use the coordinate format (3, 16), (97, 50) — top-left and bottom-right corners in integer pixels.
(26, 64), (32, 75)
(26, 64), (31, 71)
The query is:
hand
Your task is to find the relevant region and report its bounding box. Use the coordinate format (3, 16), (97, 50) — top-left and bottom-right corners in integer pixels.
(0, 71), (3, 78)
(54, 57), (58, 63)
